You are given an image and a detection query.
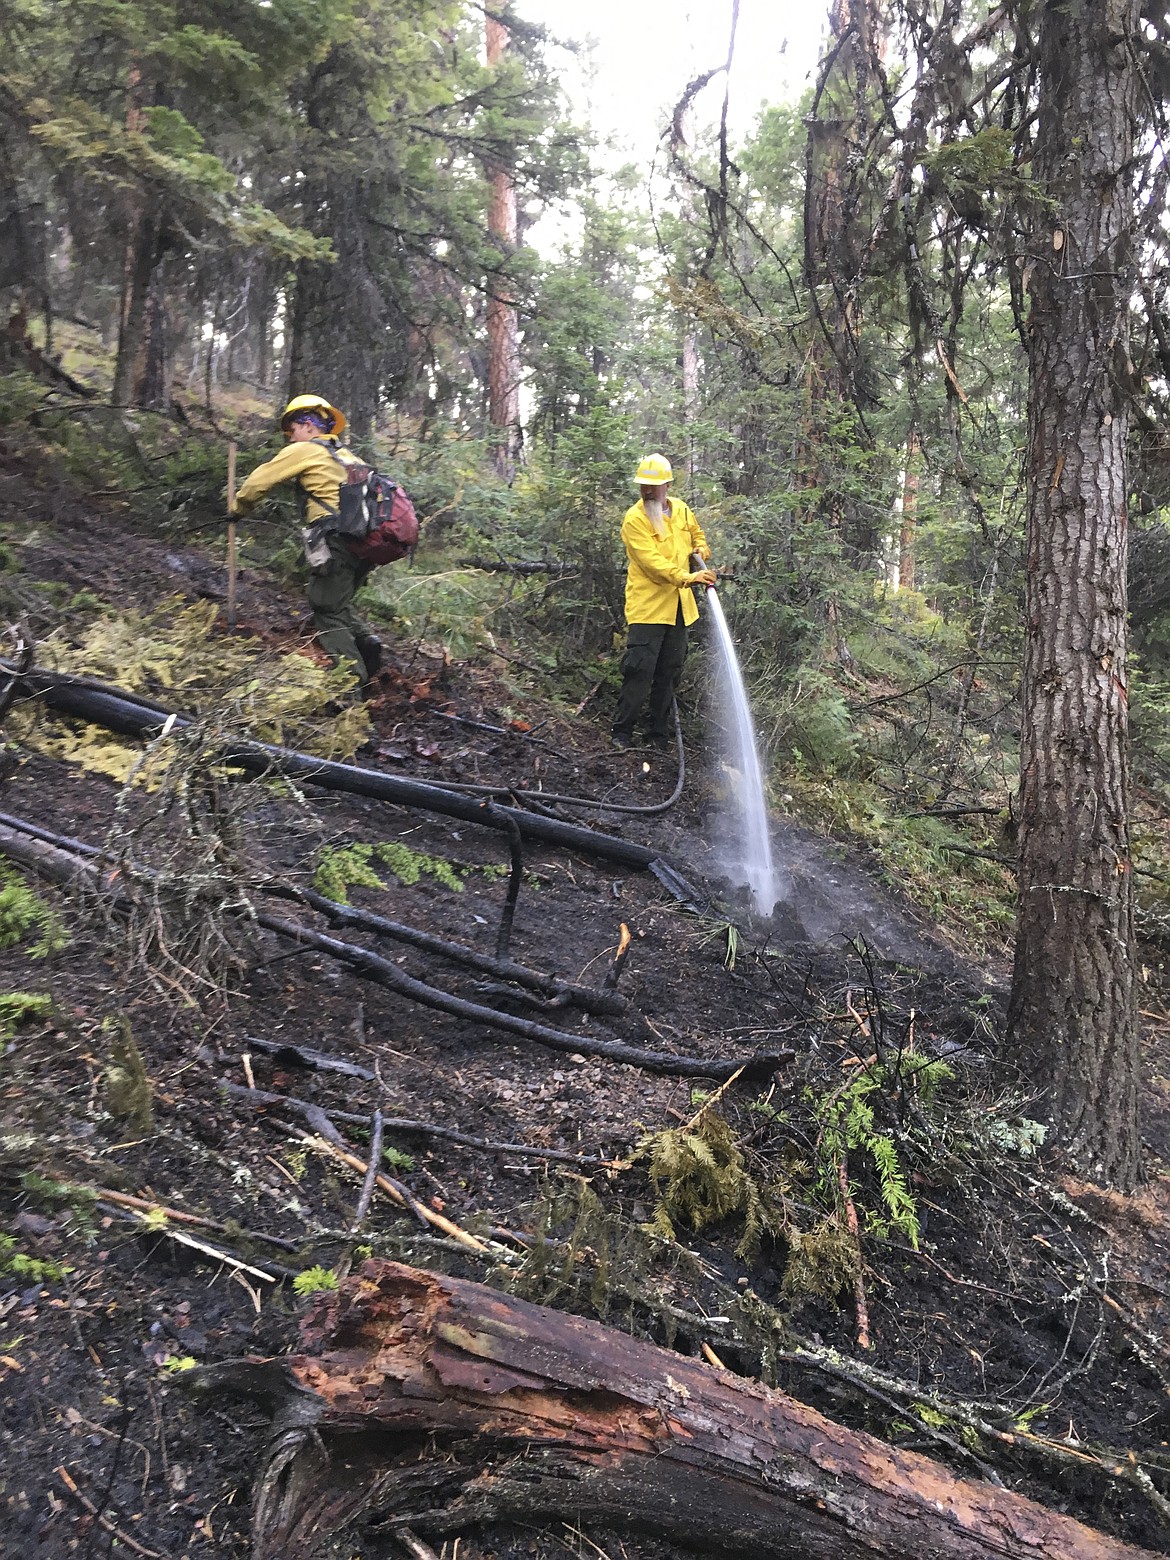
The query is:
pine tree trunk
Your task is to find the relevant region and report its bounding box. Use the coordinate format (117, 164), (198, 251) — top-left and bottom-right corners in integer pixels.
(112, 207), (162, 407)
(485, 5), (522, 483)
(1008, 0), (1142, 1188)
(133, 263), (170, 409)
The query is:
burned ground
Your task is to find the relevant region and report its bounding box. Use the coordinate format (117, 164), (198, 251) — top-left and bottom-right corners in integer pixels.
(2, 471), (1170, 1560)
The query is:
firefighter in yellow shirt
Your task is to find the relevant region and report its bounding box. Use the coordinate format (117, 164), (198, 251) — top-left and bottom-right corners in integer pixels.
(612, 454), (715, 750)
(229, 394), (382, 685)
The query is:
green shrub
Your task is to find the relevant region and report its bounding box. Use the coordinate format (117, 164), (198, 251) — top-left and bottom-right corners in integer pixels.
(0, 991), (53, 1046)
(313, 840), (464, 903)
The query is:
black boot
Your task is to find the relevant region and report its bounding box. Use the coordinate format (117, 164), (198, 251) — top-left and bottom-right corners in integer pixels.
(355, 633), (383, 678)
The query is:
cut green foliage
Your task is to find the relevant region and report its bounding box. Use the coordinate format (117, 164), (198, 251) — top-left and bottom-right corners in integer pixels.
(293, 1265), (339, 1297)
(313, 840), (463, 903)
(22, 597), (371, 778)
(638, 1111), (791, 1260)
(0, 866), (68, 958)
(383, 1144), (415, 1172)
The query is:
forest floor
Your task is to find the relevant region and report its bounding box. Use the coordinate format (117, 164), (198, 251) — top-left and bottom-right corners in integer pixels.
(3, 452), (1170, 1560)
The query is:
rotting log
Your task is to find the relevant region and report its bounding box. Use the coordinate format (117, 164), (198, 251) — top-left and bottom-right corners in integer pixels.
(14, 668), (685, 877)
(192, 1260), (1162, 1560)
(0, 820), (786, 1082)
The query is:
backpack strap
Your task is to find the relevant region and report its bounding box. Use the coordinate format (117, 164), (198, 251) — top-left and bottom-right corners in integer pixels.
(296, 437), (354, 525)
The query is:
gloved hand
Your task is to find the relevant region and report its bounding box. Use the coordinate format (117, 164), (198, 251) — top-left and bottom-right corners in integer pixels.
(685, 569), (717, 587)
(697, 545), (712, 562)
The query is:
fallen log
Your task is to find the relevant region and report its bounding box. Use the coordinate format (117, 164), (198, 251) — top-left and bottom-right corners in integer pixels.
(15, 668), (691, 879)
(0, 811), (628, 1017)
(253, 907), (785, 1081)
(193, 1259), (1161, 1560)
(0, 820), (784, 1081)
(287, 882), (630, 1014)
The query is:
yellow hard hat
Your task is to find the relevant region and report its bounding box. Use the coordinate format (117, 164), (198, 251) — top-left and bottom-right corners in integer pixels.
(634, 453), (673, 485)
(280, 393), (347, 439)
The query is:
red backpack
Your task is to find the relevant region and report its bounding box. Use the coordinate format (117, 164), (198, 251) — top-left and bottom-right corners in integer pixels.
(312, 442), (420, 565)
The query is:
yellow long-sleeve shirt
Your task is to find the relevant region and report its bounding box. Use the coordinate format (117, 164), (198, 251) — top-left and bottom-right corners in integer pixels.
(621, 497), (709, 627)
(230, 439), (355, 524)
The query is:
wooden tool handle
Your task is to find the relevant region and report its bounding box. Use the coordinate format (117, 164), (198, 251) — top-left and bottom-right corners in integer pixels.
(226, 441), (238, 632)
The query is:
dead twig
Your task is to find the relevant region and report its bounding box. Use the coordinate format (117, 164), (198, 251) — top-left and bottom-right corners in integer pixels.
(351, 1109), (384, 1233)
(396, 1529), (442, 1560)
(55, 1465), (171, 1559)
(243, 1033), (375, 1080)
(75, 1185), (300, 1251)
(574, 677), (606, 716)
(222, 1081), (613, 1166)
(681, 1064), (745, 1133)
(837, 1154), (872, 1351)
(483, 802), (523, 961)
(96, 1201), (286, 1282)
(292, 1130), (502, 1256)
(604, 922), (632, 991)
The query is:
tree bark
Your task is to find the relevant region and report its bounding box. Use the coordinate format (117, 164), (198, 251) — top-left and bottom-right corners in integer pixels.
(133, 261), (171, 409)
(484, 4), (522, 482)
(1007, 0), (1142, 1188)
(196, 1260), (1161, 1560)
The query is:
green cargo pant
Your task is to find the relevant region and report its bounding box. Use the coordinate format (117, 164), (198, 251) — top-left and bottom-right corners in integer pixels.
(613, 606), (688, 742)
(306, 539), (374, 684)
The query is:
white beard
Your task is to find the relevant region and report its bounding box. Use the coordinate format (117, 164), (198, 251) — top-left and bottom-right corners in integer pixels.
(644, 498), (667, 537)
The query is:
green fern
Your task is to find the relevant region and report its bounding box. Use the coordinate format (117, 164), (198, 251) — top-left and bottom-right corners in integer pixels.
(866, 1133), (920, 1246)
(313, 844), (386, 902)
(373, 841), (463, 893)
(806, 1055), (951, 1249)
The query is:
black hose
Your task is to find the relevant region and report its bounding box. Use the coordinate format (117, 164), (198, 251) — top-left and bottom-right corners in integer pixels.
(11, 667), (665, 872)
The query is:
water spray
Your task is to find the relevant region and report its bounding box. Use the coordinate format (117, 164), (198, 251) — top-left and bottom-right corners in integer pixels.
(693, 553), (784, 917)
